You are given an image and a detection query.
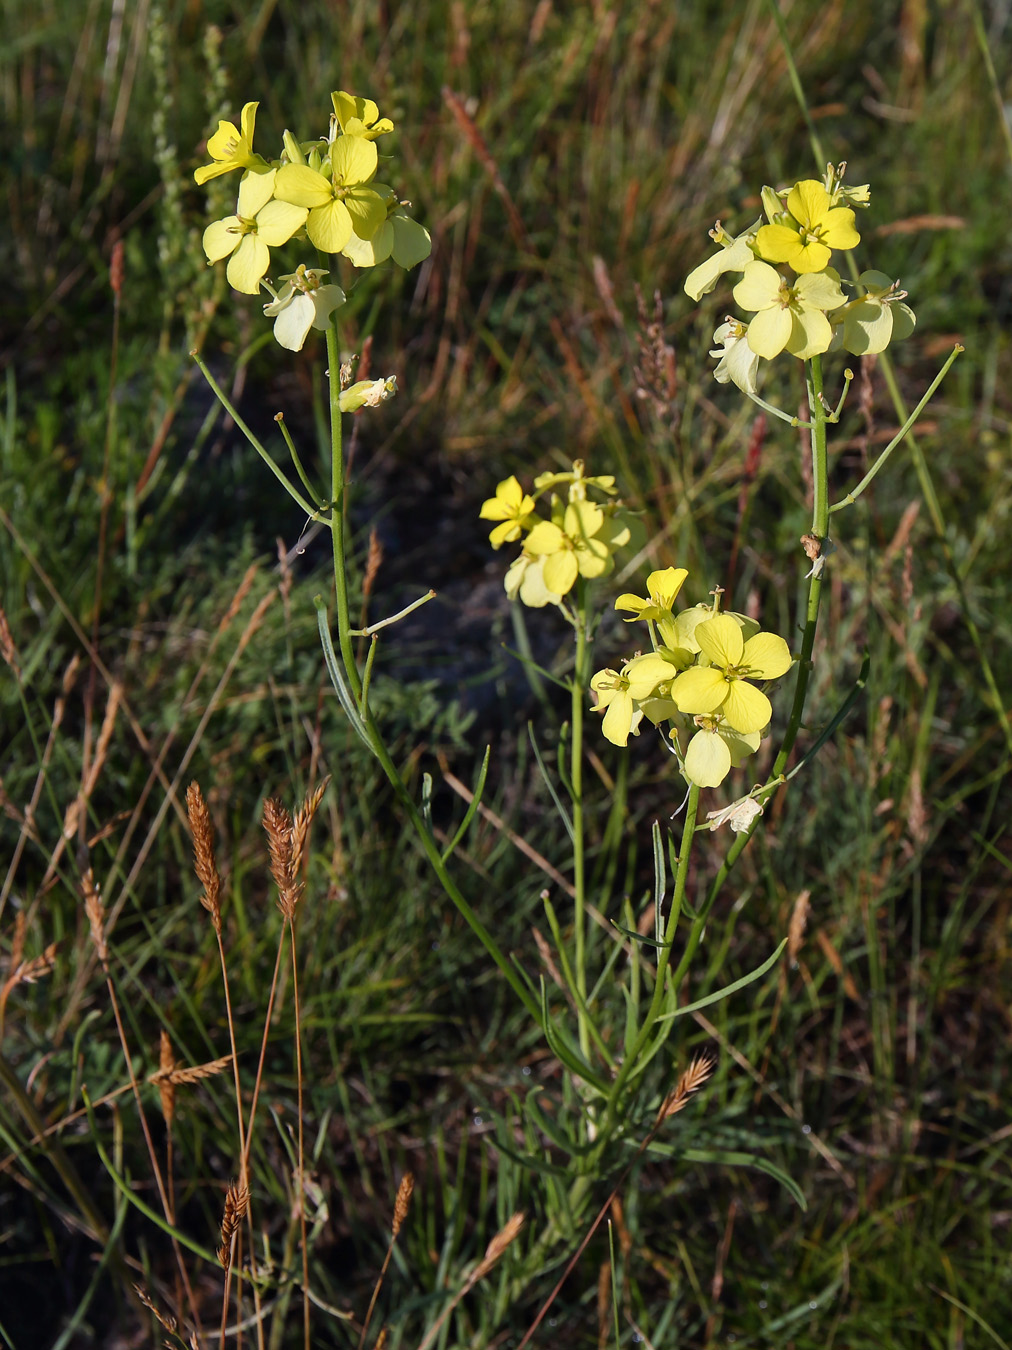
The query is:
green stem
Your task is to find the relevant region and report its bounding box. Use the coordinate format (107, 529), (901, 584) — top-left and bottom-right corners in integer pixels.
(324, 322), (361, 701)
(599, 783), (701, 1133)
(704, 354), (830, 910)
(190, 352), (323, 522)
(572, 581), (590, 1058)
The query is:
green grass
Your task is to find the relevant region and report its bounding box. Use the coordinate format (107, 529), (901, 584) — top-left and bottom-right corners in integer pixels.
(2, 0), (1012, 1346)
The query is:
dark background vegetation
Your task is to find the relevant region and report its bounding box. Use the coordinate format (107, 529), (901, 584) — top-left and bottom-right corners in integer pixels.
(3, 0), (1012, 1345)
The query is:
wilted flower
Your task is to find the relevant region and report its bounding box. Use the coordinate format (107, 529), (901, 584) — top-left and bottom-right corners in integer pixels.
(339, 377), (397, 412)
(263, 265), (345, 350)
(835, 270), (916, 355)
(684, 219), (761, 302)
(709, 318), (763, 394)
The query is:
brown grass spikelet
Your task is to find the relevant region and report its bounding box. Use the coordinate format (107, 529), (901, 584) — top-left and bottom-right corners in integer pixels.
(392, 1171), (414, 1238)
(363, 526), (384, 603)
(185, 782), (221, 930)
(148, 1053), (233, 1089)
(0, 608), (21, 678)
(263, 797), (301, 919)
(0, 914), (57, 1035)
(656, 1053), (715, 1124)
(788, 889), (811, 965)
(291, 777), (330, 881)
(82, 870), (108, 964)
(156, 1029), (176, 1126)
(109, 239), (125, 296)
(133, 1284), (177, 1333)
(217, 1179), (250, 1270)
(475, 1210), (525, 1278)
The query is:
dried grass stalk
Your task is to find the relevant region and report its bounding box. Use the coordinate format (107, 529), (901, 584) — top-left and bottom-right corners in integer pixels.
(217, 1180), (250, 1271)
(186, 782), (221, 929)
(263, 797), (302, 919)
(656, 1053), (715, 1124)
(0, 608), (21, 678)
(392, 1171), (414, 1238)
(788, 889), (811, 964)
(148, 1053), (233, 1089)
(291, 777), (330, 881)
(83, 870), (108, 964)
(133, 1284), (177, 1333)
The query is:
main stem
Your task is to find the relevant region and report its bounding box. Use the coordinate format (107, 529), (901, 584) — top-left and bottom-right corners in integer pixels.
(704, 354), (830, 908)
(572, 581), (590, 1060)
(325, 324), (361, 698)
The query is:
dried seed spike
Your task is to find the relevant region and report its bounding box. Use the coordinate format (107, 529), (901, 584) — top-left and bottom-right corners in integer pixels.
(0, 608), (21, 678)
(83, 870), (108, 963)
(133, 1284), (178, 1333)
(291, 777), (330, 880)
(110, 239), (125, 296)
(217, 1179), (250, 1270)
(363, 526), (384, 602)
(475, 1211), (525, 1276)
(788, 890), (811, 964)
(157, 1029), (176, 1126)
(657, 1053), (715, 1123)
(186, 782), (221, 929)
(148, 1053), (232, 1087)
(392, 1171), (414, 1237)
(263, 797), (301, 918)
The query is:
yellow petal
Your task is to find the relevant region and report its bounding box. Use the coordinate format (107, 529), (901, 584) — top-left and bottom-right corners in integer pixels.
(721, 680), (771, 735)
(741, 632), (792, 680)
(696, 614), (744, 667)
(601, 692), (634, 746)
(684, 730), (732, 788)
(670, 666), (728, 716)
(202, 217), (241, 263)
(306, 200), (353, 252)
(332, 133), (378, 185)
(543, 550), (579, 595)
(226, 234), (269, 294)
(256, 199), (308, 246)
(274, 164), (334, 209)
(236, 167), (277, 217)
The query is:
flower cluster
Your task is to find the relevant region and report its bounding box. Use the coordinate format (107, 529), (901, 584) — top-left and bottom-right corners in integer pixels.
(480, 461), (635, 608)
(589, 570), (793, 788)
(194, 95), (431, 350)
(685, 164), (915, 394)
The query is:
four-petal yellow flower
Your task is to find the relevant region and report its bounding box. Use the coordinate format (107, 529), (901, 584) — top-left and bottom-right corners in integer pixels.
(755, 179), (860, 275)
(194, 102), (267, 185)
(202, 170), (308, 294)
(670, 613), (792, 735)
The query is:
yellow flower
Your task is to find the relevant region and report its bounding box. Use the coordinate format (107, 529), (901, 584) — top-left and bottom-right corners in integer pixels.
(670, 613), (792, 735)
(480, 476), (537, 549)
(524, 499), (616, 596)
(732, 261), (846, 361)
(331, 91), (394, 140)
(273, 137), (386, 252)
(615, 567), (689, 624)
(591, 654), (674, 747)
(201, 169), (308, 295)
(755, 179), (860, 275)
(679, 715), (761, 788)
(194, 102), (267, 185)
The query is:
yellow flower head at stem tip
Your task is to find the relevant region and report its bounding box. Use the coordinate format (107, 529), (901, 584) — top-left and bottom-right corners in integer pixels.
(194, 102), (267, 185)
(755, 179), (860, 275)
(670, 613), (792, 735)
(480, 476), (536, 549)
(202, 170), (308, 295)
